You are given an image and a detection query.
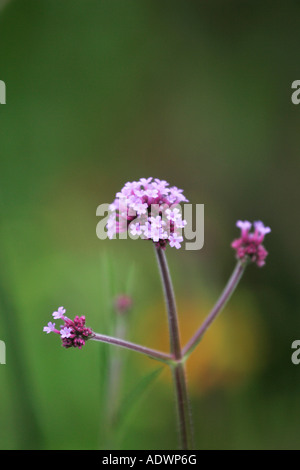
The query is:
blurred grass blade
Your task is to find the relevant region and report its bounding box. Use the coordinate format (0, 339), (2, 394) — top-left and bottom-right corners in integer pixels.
(115, 366), (164, 441)
(0, 275), (43, 448)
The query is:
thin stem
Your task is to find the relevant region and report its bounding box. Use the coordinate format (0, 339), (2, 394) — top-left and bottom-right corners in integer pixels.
(155, 246), (194, 450)
(106, 317), (127, 426)
(91, 332), (173, 365)
(171, 363), (194, 449)
(183, 261), (246, 358)
(154, 246), (181, 360)
(104, 316), (127, 449)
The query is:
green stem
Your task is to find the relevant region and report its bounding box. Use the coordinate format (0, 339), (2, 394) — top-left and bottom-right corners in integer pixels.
(182, 261), (246, 359)
(91, 332), (173, 365)
(154, 246), (194, 450)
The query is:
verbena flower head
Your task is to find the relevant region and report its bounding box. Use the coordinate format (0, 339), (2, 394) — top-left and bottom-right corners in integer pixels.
(231, 220), (271, 267)
(43, 307), (93, 349)
(106, 177), (188, 249)
(114, 294), (133, 314)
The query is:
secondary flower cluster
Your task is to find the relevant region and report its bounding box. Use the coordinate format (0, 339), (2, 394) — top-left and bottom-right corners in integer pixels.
(231, 220), (271, 267)
(43, 307), (93, 349)
(106, 177), (189, 249)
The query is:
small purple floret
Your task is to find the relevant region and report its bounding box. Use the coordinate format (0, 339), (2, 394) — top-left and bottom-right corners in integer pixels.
(52, 306), (66, 320)
(43, 322), (57, 334)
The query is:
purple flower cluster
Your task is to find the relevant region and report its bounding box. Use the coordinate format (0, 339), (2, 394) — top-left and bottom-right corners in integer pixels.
(114, 294), (133, 314)
(107, 178), (189, 249)
(231, 220), (271, 267)
(43, 307), (93, 349)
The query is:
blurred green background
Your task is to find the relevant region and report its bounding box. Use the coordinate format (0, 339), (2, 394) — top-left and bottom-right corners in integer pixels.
(0, 0), (299, 450)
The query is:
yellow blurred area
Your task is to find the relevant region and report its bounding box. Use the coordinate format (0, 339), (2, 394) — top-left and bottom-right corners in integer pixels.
(135, 294), (268, 396)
